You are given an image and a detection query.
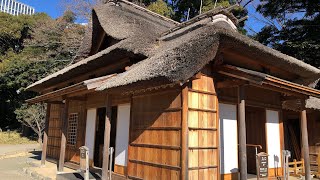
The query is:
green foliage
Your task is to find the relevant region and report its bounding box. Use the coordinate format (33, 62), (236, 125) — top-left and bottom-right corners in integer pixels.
(172, 0), (239, 21)
(257, 0), (320, 19)
(0, 12), (85, 130)
(171, 0), (247, 34)
(0, 12), (34, 54)
(254, 0), (320, 81)
(147, 0), (173, 18)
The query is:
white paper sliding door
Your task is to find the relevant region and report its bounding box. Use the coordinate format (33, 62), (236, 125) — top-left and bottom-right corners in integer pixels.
(115, 104), (131, 168)
(266, 110), (282, 168)
(85, 108), (97, 160)
(219, 103), (238, 175)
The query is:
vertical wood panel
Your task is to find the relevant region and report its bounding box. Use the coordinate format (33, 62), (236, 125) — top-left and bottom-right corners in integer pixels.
(58, 100), (69, 172)
(127, 88), (182, 180)
(47, 104), (63, 159)
(181, 84), (188, 180)
(188, 72), (219, 180)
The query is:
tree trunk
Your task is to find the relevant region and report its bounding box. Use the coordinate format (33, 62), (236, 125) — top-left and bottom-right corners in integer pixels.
(38, 133), (43, 146)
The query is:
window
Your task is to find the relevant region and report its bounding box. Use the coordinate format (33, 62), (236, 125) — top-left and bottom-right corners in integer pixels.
(67, 113), (78, 146)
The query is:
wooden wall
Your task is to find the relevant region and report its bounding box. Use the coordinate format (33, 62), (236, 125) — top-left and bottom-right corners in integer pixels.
(65, 100), (87, 163)
(188, 72), (219, 180)
(46, 99), (87, 163)
(47, 104), (63, 159)
(127, 88), (182, 179)
(307, 110), (320, 169)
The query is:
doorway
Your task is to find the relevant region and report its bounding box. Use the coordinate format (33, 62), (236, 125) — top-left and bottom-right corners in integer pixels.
(284, 118), (301, 161)
(245, 106), (267, 174)
(93, 108), (106, 168)
(109, 106), (118, 171)
(91, 104), (131, 175)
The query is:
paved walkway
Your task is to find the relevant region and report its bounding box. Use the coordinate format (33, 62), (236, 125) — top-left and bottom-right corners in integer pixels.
(0, 151), (38, 180)
(0, 143), (40, 156)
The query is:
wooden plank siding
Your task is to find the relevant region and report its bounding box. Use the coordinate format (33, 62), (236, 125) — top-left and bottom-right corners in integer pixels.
(127, 89), (182, 179)
(188, 71), (219, 180)
(65, 100), (87, 163)
(47, 104), (63, 159)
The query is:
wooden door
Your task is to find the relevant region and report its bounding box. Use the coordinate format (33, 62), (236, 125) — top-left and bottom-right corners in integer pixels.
(245, 106), (266, 174)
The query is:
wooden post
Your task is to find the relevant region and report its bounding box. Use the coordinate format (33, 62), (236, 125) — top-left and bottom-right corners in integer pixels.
(58, 100), (69, 172)
(293, 159), (297, 175)
(301, 109), (311, 180)
(41, 103), (51, 166)
(238, 85), (247, 180)
(181, 86), (188, 180)
(317, 151), (320, 177)
(102, 95), (111, 180)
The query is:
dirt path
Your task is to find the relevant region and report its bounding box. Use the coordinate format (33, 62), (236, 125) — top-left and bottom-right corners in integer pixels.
(0, 143), (40, 156)
(0, 151), (40, 180)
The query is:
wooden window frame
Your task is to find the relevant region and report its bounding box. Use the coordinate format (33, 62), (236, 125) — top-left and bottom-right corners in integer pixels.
(67, 113), (78, 146)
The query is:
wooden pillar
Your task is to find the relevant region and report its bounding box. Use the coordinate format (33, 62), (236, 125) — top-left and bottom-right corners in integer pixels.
(102, 95), (112, 180)
(238, 85), (247, 180)
(301, 109), (311, 180)
(58, 99), (69, 172)
(181, 86), (189, 180)
(41, 103), (51, 166)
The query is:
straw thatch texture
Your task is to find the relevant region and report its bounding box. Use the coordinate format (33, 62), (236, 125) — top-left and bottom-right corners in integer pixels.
(28, 0), (320, 94)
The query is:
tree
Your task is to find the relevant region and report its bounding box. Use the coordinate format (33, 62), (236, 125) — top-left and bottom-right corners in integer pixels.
(254, 0), (320, 88)
(0, 12), (85, 131)
(0, 12), (37, 55)
(15, 103), (46, 144)
(171, 0), (248, 33)
(147, 0), (173, 18)
(60, 0), (99, 21)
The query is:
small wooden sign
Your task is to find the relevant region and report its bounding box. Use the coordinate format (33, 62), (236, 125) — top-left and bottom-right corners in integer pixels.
(256, 152), (268, 179)
(79, 146), (89, 172)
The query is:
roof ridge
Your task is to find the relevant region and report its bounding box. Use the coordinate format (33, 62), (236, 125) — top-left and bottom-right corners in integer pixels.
(160, 5), (239, 37)
(113, 0), (180, 25)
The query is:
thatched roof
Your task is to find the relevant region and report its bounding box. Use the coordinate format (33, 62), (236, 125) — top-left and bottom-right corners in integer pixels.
(27, 0), (178, 91)
(97, 19), (320, 90)
(28, 0), (320, 97)
(282, 96), (320, 111)
(72, 0), (178, 62)
(306, 97), (320, 110)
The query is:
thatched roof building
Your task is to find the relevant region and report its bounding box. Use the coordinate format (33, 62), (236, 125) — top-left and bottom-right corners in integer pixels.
(28, 0), (320, 108)
(27, 1), (320, 179)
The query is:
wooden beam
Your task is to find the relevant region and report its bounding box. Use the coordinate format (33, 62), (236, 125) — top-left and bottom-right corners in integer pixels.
(102, 95), (111, 180)
(216, 79), (247, 89)
(58, 100), (69, 172)
(45, 101), (64, 104)
(41, 103), (51, 166)
(129, 159), (181, 171)
(238, 85), (247, 180)
(190, 72), (202, 80)
(65, 96), (87, 101)
(181, 86), (188, 180)
(301, 109), (311, 180)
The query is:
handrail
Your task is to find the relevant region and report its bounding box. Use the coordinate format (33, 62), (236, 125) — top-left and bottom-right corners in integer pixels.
(237, 144), (263, 149)
(238, 144), (263, 155)
(246, 144), (263, 150)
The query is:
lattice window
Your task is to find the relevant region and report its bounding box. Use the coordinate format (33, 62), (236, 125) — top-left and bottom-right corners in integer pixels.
(67, 113), (78, 146)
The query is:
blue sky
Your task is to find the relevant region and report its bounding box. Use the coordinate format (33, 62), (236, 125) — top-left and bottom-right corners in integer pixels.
(19, 0), (62, 19)
(19, 0), (269, 35)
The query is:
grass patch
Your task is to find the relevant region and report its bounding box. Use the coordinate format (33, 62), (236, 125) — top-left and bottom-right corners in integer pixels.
(0, 131), (37, 144)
